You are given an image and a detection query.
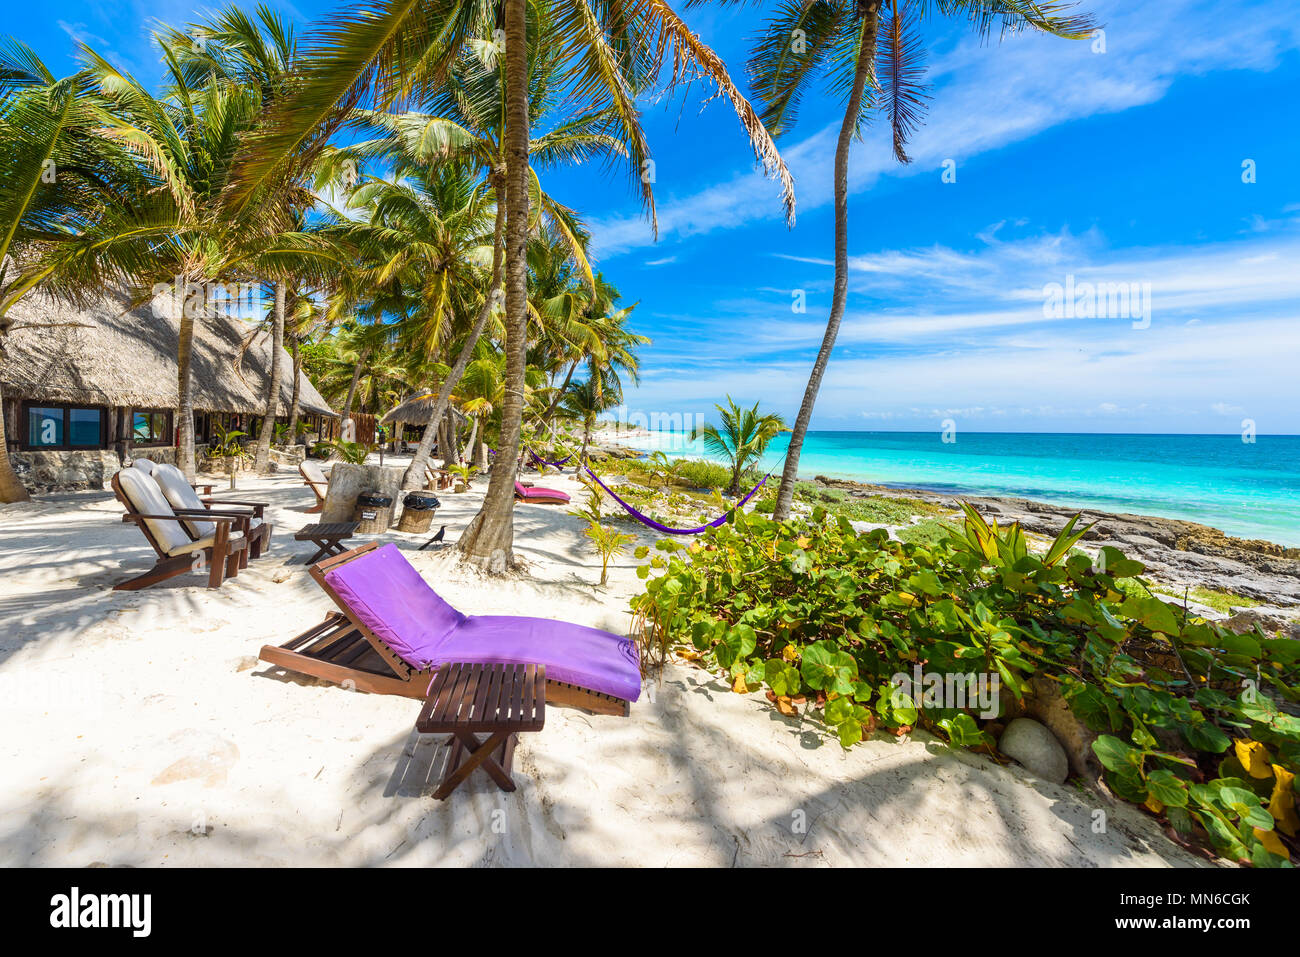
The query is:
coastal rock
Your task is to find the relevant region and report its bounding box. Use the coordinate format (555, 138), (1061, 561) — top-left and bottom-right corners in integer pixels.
(998, 718), (1070, 784)
(1022, 678), (1102, 785)
(1223, 605), (1300, 639)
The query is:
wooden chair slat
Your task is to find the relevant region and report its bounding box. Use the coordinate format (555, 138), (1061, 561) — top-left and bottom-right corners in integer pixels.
(507, 665), (525, 722)
(470, 663), (495, 724)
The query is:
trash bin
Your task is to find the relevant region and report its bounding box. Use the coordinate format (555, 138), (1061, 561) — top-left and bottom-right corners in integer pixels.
(397, 492), (440, 534)
(352, 491), (394, 535)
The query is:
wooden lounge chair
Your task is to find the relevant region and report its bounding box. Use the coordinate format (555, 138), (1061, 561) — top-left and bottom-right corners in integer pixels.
(111, 468), (249, 590)
(133, 457), (214, 495)
(514, 479), (570, 505)
(151, 462), (272, 560)
(425, 463), (454, 491)
(300, 459), (329, 513)
(258, 542), (638, 716)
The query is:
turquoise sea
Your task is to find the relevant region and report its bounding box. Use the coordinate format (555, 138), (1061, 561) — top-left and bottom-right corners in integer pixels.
(613, 431), (1300, 547)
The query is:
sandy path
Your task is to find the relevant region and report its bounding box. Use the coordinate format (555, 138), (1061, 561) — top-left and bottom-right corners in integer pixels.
(0, 462), (1207, 867)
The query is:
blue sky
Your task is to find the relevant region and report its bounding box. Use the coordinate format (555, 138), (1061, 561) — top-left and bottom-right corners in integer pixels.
(10, 0), (1300, 434)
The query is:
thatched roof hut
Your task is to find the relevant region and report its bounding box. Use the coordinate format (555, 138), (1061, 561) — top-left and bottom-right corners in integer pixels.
(380, 393), (468, 426)
(1, 288), (333, 416)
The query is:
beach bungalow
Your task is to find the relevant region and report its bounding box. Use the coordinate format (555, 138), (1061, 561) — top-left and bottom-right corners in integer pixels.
(1, 288), (334, 492)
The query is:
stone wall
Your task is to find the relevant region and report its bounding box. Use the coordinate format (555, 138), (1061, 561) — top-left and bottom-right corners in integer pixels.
(128, 447), (179, 467)
(269, 444), (307, 468)
(11, 449), (122, 492)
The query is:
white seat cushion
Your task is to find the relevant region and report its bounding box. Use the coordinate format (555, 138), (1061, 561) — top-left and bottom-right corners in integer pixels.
(165, 528), (244, 557)
(132, 458), (156, 474)
(301, 460), (328, 485)
(152, 463), (215, 539)
(117, 468), (192, 555)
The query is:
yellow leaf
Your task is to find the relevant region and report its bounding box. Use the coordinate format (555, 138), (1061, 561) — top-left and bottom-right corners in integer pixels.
(776, 695), (796, 716)
(1144, 795), (1164, 815)
(1253, 827), (1290, 861)
(897, 592), (920, 607)
(1234, 739), (1274, 779)
(677, 649), (702, 661)
(1270, 765), (1300, 838)
(782, 645), (799, 662)
(796, 536), (811, 549)
(732, 674), (749, 694)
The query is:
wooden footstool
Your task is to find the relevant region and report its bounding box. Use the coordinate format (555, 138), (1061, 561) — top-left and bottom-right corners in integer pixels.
(416, 662), (546, 800)
(295, 521), (360, 564)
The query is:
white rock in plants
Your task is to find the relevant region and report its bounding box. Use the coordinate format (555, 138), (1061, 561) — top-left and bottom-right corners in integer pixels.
(998, 718), (1069, 784)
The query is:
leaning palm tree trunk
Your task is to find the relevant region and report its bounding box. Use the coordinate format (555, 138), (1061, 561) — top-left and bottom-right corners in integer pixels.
(401, 194), (506, 490)
(772, 14), (879, 521)
(0, 380), (31, 502)
(443, 408), (461, 465)
(254, 281), (286, 473)
(177, 287), (199, 481)
(339, 352), (364, 425)
(460, 0), (528, 567)
(286, 337), (302, 442)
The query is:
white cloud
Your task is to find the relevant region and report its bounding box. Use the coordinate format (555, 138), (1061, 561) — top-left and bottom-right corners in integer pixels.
(621, 227), (1300, 431)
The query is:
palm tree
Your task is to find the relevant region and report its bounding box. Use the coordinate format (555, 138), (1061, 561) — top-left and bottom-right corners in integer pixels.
(560, 377), (619, 467)
(228, 0), (795, 571)
(0, 41), (149, 502)
(732, 0), (1095, 519)
(691, 396), (789, 497)
(328, 160), (497, 477)
(335, 20), (631, 490)
(167, 7), (334, 475)
(283, 290), (329, 443)
(23, 26), (341, 481)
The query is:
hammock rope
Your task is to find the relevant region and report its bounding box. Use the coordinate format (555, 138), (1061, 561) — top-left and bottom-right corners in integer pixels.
(582, 467), (771, 535)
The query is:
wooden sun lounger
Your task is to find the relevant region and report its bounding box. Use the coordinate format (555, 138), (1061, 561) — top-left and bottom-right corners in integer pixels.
(111, 471), (249, 590)
(300, 460), (329, 513)
(257, 542), (630, 716)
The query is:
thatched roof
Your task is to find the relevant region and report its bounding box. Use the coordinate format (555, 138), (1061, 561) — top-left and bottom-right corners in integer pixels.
(381, 393), (469, 426)
(1, 288), (333, 416)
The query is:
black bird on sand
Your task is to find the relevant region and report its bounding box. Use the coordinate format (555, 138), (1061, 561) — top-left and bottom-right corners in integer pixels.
(418, 526), (447, 551)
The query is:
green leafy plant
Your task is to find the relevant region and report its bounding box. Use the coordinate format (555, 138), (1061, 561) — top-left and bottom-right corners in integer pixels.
(447, 463), (475, 488)
(630, 503), (1300, 867)
(318, 440), (373, 465)
(208, 426), (251, 488)
(570, 475), (636, 586)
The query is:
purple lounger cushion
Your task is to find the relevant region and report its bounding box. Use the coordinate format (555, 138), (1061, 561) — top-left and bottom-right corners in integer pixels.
(514, 480), (570, 503)
(430, 616), (641, 702)
(324, 543), (640, 702)
(323, 543), (465, 668)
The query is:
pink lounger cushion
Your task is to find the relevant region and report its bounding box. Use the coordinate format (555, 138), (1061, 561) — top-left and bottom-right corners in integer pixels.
(323, 543), (640, 702)
(514, 480), (570, 503)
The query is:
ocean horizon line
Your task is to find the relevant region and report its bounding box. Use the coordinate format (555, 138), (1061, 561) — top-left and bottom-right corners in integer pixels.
(602, 425), (1300, 439)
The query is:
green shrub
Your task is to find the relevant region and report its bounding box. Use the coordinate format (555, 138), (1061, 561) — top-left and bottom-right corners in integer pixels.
(895, 518), (963, 547)
(671, 458), (737, 491)
(631, 503), (1300, 867)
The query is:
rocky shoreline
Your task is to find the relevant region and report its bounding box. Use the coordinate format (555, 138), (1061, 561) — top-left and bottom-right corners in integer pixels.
(810, 475), (1300, 611)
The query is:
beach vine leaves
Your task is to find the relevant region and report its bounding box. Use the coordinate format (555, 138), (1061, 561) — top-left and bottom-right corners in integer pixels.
(630, 501), (1300, 867)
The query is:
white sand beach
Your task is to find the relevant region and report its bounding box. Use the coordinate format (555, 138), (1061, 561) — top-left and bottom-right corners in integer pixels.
(0, 465), (1209, 867)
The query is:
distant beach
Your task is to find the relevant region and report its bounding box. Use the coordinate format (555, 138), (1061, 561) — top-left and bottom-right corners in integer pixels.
(603, 429), (1300, 547)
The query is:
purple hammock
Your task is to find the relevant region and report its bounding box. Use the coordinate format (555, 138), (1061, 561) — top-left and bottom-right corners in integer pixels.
(582, 467), (770, 535)
(529, 448), (572, 468)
